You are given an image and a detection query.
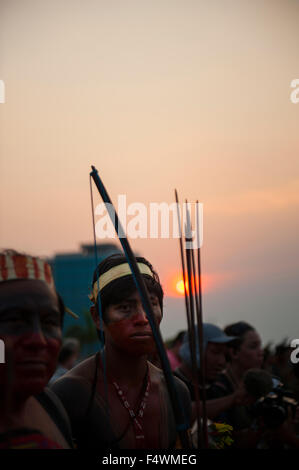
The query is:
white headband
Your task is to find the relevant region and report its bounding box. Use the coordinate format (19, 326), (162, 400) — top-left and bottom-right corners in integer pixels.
(91, 262), (153, 302)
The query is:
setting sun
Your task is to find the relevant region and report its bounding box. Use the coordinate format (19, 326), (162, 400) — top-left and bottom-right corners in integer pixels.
(164, 270), (237, 298)
(176, 280), (185, 295)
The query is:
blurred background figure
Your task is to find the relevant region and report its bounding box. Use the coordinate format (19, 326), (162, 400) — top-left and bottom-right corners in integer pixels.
(166, 330), (185, 371)
(209, 322), (263, 426)
(174, 323), (245, 428)
(262, 343), (276, 373)
(271, 340), (294, 388)
(208, 321), (269, 448)
(216, 321), (263, 392)
(176, 323), (235, 392)
(49, 338), (80, 385)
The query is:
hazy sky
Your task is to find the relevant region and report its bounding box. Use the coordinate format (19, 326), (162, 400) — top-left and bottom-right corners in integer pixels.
(0, 0), (298, 344)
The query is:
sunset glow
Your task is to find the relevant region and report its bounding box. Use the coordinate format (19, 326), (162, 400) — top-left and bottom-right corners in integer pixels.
(1, 1), (298, 344)
(166, 270), (238, 298)
(176, 280), (185, 295)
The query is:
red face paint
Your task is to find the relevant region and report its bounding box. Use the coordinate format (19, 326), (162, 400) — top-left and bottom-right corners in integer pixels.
(0, 333), (61, 397)
(104, 291), (162, 356)
(106, 313), (158, 355)
(0, 280), (62, 400)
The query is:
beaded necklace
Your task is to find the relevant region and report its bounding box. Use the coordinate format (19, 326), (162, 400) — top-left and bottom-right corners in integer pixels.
(112, 368), (150, 448)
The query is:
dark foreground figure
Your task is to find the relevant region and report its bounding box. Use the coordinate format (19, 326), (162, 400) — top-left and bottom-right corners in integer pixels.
(0, 250), (73, 449)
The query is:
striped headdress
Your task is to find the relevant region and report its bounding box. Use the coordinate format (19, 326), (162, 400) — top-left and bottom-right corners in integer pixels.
(0, 250), (79, 319)
(0, 250), (55, 290)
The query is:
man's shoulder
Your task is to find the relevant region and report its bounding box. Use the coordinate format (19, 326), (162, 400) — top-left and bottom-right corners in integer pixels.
(148, 361), (191, 397)
(66, 355), (97, 379)
(52, 355), (96, 384)
(50, 355), (97, 400)
(48, 365), (68, 386)
(148, 360), (168, 384)
(147, 362), (192, 430)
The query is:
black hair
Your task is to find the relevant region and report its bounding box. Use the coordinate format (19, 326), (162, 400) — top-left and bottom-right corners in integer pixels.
(92, 254), (164, 323)
(224, 321), (255, 353)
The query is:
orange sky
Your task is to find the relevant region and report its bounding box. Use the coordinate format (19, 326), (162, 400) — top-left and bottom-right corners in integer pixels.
(0, 0), (298, 343)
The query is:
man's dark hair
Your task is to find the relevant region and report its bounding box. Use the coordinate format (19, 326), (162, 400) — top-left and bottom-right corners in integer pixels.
(224, 321), (255, 353)
(92, 254), (164, 323)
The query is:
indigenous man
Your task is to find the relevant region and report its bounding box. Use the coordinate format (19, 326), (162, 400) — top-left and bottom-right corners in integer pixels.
(51, 254), (191, 449)
(0, 250), (73, 448)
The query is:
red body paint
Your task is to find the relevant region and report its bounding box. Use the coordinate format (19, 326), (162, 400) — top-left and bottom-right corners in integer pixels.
(0, 332), (61, 397)
(107, 313), (157, 355)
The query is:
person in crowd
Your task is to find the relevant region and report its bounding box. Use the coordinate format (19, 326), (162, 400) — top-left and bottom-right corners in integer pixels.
(262, 343), (276, 373)
(49, 338), (80, 385)
(208, 322), (263, 436)
(0, 250), (73, 449)
(174, 323), (248, 424)
(166, 331), (185, 371)
(272, 341), (294, 388)
(211, 322), (264, 397)
(211, 323), (299, 449)
(51, 254), (192, 449)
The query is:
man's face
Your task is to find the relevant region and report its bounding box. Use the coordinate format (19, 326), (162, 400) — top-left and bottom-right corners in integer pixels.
(205, 342), (227, 382)
(0, 279), (62, 398)
(103, 290), (162, 355)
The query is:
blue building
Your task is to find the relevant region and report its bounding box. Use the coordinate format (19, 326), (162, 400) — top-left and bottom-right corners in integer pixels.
(50, 243), (121, 357)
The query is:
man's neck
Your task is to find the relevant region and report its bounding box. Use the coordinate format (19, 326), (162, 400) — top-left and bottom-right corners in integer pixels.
(102, 346), (148, 387)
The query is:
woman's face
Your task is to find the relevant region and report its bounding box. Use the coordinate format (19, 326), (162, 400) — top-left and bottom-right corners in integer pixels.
(235, 330), (263, 371)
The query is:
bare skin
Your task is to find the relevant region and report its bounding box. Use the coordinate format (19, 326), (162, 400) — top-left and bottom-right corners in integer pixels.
(52, 291), (191, 449)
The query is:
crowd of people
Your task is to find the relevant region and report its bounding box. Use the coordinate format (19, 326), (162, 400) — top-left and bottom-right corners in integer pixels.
(167, 323), (299, 448)
(0, 248), (298, 450)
